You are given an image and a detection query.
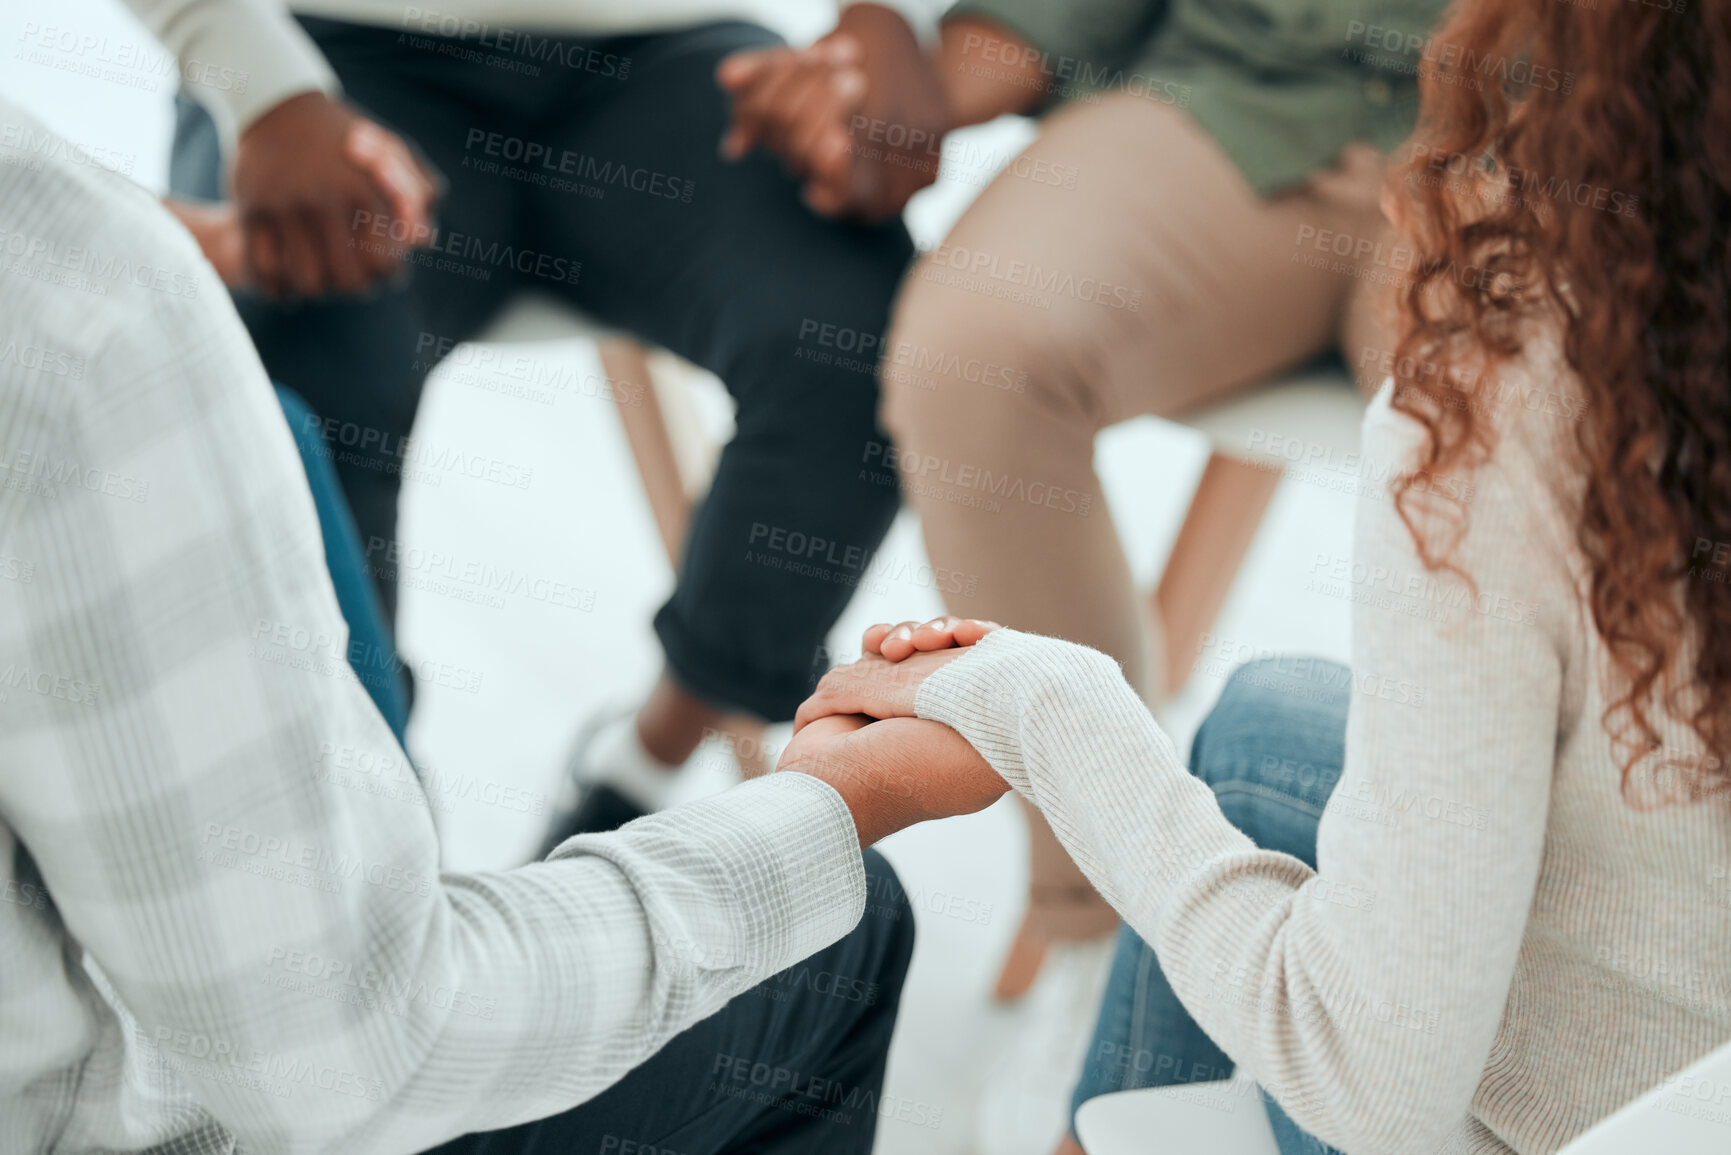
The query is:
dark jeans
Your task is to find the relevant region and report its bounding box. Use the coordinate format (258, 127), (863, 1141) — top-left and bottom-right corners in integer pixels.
(424, 849), (915, 1155)
(1070, 658), (1351, 1155)
(277, 385), (411, 746)
(173, 19), (913, 720)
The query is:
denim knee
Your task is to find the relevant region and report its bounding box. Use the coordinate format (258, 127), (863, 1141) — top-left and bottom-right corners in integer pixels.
(1187, 657), (1352, 863)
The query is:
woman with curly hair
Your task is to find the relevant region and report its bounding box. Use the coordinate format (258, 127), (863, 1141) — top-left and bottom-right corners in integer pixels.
(784, 0), (1731, 1150)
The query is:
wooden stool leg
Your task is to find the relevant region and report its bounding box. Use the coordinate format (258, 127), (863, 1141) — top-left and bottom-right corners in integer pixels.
(1152, 453), (1284, 695)
(600, 339), (690, 568)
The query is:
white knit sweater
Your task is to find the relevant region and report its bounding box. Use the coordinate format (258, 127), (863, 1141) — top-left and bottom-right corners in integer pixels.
(916, 362), (1731, 1153)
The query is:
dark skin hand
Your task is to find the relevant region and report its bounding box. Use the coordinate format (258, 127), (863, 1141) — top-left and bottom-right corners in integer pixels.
(780, 617), (1008, 845)
(776, 712), (1008, 848)
(229, 91), (441, 299)
(718, 3), (958, 221)
(717, 7), (1050, 221)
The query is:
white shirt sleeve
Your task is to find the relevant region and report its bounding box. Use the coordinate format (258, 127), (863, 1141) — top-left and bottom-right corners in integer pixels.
(0, 131), (867, 1154)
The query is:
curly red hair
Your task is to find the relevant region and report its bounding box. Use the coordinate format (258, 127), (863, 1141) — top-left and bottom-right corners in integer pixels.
(1389, 0), (1731, 802)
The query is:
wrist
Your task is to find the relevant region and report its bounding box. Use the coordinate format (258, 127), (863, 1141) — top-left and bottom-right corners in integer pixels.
(939, 15), (1047, 124)
(240, 90), (341, 143)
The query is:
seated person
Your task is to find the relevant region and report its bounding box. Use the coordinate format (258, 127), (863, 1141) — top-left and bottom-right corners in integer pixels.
(0, 100), (1008, 1155)
(720, 0), (1448, 995)
(126, 0), (925, 847)
(796, 0), (1731, 1148)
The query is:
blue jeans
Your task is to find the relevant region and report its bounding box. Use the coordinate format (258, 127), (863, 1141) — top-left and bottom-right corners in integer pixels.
(276, 386), (411, 747)
(1069, 657), (1351, 1155)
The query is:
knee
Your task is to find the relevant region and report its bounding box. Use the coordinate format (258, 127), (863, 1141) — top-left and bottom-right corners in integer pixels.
(856, 849), (916, 989)
(1189, 657), (1350, 806)
(880, 252), (1073, 453)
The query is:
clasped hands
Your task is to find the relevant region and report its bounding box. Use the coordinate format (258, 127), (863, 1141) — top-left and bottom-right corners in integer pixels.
(777, 617), (1009, 847)
(715, 3), (954, 221)
(168, 91), (442, 298)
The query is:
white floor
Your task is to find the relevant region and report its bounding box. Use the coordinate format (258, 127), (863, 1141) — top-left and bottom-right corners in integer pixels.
(1, 4), (1362, 1150)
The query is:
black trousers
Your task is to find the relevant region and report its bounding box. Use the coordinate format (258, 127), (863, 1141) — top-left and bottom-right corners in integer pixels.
(425, 850), (915, 1155)
(172, 19), (913, 720)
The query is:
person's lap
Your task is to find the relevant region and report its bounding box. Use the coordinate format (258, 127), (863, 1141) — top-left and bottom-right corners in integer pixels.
(1069, 657), (1351, 1155)
(425, 848), (915, 1155)
(173, 19), (912, 719)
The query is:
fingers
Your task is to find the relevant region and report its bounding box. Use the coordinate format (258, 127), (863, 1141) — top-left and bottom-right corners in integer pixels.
(863, 617), (1001, 661)
(719, 46), (800, 160)
(728, 48), (814, 163)
(952, 619), (1002, 647)
(872, 620), (925, 662)
(243, 214), (286, 298)
(309, 204), (372, 296)
(346, 120), (439, 245)
(278, 209), (329, 298)
(792, 657), (907, 733)
(861, 622), (896, 655)
(785, 64), (862, 164)
(716, 47), (775, 93)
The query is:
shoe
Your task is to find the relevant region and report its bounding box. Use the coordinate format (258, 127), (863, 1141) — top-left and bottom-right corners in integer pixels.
(534, 708), (654, 859)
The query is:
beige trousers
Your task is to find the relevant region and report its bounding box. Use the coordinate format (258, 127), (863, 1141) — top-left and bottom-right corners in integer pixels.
(883, 92), (1398, 912)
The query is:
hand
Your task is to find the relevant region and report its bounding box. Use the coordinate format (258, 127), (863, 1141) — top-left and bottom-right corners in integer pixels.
(717, 3), (955, 220)
(162, 199), (247, 288)
(776, 714), (1007, 846)
(793, 617), (1002, 733)
(230, 92), (441, 299)
(864, 615), (1001, 662)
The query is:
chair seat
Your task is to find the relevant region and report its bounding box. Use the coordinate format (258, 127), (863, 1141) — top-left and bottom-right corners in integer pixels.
(1075, 1080), (1281, 1155)
(1179, 369), (1366, 466)
(474, 289), (615, 346)
(1557, 1038), (1731, 1154)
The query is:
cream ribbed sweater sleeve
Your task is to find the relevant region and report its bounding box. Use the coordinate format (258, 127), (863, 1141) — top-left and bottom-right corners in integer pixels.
(915, 390), (1576, 1154)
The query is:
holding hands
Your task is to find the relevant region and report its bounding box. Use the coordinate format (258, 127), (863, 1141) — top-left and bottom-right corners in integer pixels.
(232, 92), (442, 298)
(167, 92), (443, 297)
(777, 617), (1006, 846)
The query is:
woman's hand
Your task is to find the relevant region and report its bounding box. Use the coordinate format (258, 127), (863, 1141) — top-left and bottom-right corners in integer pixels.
(864, 615), (1000, 662)
(776, 713), (1007, 846)
(793, 617), (1001, 733)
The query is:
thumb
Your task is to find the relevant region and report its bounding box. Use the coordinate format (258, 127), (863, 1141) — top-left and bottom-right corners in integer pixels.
(716, 48), (773, 91)
(346, 120), (438, 241)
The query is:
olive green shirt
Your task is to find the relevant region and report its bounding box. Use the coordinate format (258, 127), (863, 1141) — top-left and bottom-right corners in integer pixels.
(946, 0), (1451, 195)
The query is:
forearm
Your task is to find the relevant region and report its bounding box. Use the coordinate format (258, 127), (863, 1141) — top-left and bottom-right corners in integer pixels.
(910, 627), (1540, 1152)
(118, 0), (337, 147)
(937, 15), (1050, 124)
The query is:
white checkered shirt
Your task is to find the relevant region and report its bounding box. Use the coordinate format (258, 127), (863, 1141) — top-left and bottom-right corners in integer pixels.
(0, 101), (866, 1155)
